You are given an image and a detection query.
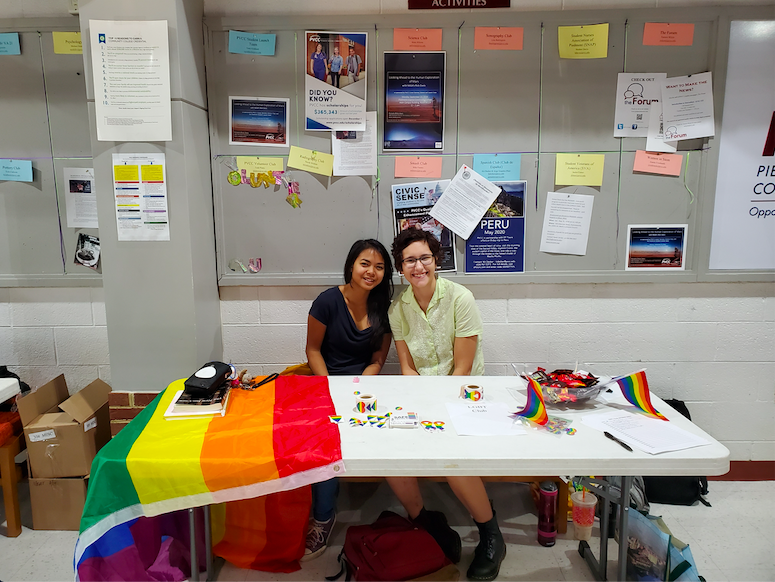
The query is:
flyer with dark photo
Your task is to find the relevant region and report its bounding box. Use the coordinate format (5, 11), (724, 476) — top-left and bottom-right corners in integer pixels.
(465, 181), (526, 273)
(384, 52), (445, 151)
(305, 31), (367, 131)
(74, 233), (101, 271)
(626, 225), (687, 270)
(392, 180), (456, 272)
(229, 97), (289, 147)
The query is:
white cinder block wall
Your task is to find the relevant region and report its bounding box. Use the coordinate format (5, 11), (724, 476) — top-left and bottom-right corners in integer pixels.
(2, 283), (774, 462)
(219, 282), (775, 462)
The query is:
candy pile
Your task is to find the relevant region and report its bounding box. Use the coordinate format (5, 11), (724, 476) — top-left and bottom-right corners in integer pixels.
(529, 368), (600, 404)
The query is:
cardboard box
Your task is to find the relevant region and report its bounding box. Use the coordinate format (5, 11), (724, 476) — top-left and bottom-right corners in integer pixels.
(17, 375), (111, 478)
(29, 475), (88, 530)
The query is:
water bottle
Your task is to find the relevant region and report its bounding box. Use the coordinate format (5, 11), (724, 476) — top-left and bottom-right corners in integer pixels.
(537, 480), (558, 547)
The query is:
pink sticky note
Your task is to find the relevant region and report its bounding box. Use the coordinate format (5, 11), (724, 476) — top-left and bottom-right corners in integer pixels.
(474, 27), (523, 51)
(394, 29), (443, 51)
(643, 23), (694, 46)
(395, 157), (443, 178)
(633, 150), (683, 176)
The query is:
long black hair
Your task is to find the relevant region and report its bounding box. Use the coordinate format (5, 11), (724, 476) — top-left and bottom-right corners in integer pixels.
(344, 239), (394, 350)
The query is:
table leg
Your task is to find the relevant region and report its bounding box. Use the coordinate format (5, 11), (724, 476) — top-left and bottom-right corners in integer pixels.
(189, 508), (199, 582)
(204, 505), (213, 581)
(616, 476), (633, 582)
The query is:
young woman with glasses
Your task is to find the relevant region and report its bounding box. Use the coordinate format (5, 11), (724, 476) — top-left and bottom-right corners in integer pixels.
(387, 228), (505, 582)
(302, 239), (394, 560)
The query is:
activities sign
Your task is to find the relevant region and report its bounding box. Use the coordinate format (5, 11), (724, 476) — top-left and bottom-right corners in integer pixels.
(465, 181), (526, 273)
(305, 31), (367, 131)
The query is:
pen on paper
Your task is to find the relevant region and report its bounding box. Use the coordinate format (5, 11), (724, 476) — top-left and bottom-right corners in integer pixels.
(604, 431), (633, 452)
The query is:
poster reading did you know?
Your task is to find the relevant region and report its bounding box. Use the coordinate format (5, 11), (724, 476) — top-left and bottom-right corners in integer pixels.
(305, 31), (367, 131)
(384, 52), (445, 151)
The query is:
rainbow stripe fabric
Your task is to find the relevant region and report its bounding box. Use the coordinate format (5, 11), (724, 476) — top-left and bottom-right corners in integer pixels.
(75, 375), (342, 580)
(613, 369), (668, 420)
(514, 376), (549, 425)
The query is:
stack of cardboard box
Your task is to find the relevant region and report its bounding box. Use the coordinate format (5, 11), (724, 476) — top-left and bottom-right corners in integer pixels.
(17, 375), (111, 530)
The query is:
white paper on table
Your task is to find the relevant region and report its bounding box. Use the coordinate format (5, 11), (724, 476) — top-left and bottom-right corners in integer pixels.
(63, 167), (98, 228)
(645, 101), (678, 153)
(332, 111), (377, 176)
(613, 73), (667, 138)
(429, 165), (502, 240)
(539, 191), (594, 255)
(660, 72), (715, 141)
(445, 401), (526, 436)
(90, 20), (172, 142)
(582, 409), (710, 454)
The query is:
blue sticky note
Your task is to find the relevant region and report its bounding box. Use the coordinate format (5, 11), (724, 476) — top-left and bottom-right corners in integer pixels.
(473, 153), (521, 181)
(0, 159), (33, 182)
(228, 30), (276, 56)
(0, 33), (21, 56)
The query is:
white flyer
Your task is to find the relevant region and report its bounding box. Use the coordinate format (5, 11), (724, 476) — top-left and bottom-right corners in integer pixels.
(63, 167), (98, 228)
(614, 73), (666, 138)
(332, 111), (378, 176)
(660, 72), (715, 141)
(90, 20), (172, 142)
(112, 153), (169, 241)
(539, 191), (594, 256)
(645, 101), (678, 153)
(429, 164), (502, 240)
(445, 401), (526, 437)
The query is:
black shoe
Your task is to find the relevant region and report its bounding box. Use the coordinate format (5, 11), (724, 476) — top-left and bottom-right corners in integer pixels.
(413, 508), (462, 564)
(466, 513), (506, 581)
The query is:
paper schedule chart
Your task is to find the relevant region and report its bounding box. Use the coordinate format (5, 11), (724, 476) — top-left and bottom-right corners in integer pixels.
(112, 153), (169, 241)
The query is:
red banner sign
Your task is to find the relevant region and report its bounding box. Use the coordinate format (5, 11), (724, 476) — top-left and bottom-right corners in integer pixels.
(409, 0), (510, 9)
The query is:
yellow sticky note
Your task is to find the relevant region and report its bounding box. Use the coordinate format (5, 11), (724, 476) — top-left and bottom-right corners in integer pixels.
(555, 153), (605, 186)
(141, 164), (164, 182)
(236, 156), (284, 174)
(52, 32), (82, 54)
(558, 24), (609, 59)
(287, 146), (333, 177)
(113, 165), (139, 182)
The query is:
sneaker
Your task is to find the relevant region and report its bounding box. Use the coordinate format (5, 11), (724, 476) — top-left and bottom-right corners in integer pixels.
(301, 516), (336, 561)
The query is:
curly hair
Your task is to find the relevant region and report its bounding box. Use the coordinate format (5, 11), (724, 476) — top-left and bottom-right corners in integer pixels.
(390, 228), (441, 271)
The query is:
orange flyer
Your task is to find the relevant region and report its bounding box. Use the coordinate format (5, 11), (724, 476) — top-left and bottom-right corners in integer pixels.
(394, 156), (443, 178)
(633, 150), (683, 177)
(474, 27), (523, 51)
(394, 29), (443, 51)
(643, 23), (694, 46)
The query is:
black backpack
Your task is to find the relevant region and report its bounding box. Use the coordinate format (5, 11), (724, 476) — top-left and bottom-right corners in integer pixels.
(643, 399), (710, 507)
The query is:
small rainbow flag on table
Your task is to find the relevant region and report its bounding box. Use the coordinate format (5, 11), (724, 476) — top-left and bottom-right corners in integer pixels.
(612, 369), (668, 421)
(512, 376), (549, 425)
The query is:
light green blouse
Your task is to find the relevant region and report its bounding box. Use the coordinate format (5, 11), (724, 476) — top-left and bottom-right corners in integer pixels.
(388, 277), (484, 376)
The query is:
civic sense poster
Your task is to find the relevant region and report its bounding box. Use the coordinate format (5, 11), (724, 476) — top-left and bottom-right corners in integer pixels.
(384, 52), (445, 151)
(465, 181), (526, 273)
(305, 31), (367, 131)
(392, 180), (457, 272)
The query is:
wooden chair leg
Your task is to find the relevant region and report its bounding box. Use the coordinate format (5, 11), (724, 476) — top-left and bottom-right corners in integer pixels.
(0, 434), (23, 537)
(555, 479), (568, 534)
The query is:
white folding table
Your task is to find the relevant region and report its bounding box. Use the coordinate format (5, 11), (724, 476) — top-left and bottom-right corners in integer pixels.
(328, 375), (730, 581)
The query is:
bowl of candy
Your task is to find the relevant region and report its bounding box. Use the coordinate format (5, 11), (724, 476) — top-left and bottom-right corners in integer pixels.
(526, 367), (601, 405)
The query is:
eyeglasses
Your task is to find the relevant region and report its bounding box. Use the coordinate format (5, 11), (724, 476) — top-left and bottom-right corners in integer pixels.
(401, 255), (434, 268)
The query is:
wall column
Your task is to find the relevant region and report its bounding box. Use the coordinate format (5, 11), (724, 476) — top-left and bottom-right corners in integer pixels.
(79, 0), (221, 391)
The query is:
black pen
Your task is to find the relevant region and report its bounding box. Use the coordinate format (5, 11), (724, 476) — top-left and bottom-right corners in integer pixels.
(604, 431), (633, 452)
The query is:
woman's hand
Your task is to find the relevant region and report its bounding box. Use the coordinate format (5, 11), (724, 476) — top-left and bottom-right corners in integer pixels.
(305, 314), (329, 376)
(451, 335), (478, 376)
(395, 340), (420, 375)
(362, 333), (392, 375)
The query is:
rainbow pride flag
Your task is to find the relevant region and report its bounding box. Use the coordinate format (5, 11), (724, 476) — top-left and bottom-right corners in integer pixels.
(512, 376), (549, 425)
(75, 375), (342, 581)
(613, 369), (667, 420)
